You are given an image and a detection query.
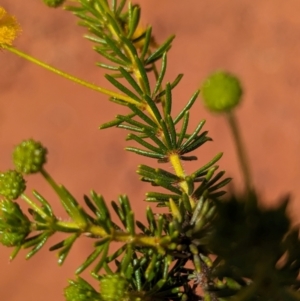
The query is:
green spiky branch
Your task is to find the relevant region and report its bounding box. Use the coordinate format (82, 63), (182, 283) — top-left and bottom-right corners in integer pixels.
(65, 0), (231, 210)
(0, 1), (229, 300)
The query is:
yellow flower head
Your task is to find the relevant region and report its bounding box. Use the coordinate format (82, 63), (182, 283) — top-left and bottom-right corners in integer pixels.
(0, 7), (21, 48)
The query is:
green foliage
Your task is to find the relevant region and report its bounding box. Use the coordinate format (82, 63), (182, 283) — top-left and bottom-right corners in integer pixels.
(0, 1), (299, 301)
(0, 199), (30, 247)
(205, 193), (296, 301)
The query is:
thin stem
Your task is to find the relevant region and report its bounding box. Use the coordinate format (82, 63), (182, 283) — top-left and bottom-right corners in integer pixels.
(40, 168), (61, 196)
(56, 221), (169, 251)
(169, 153), (195, 208)
(226, 111), (253, 193)
(4, 45), (140, 106)
(55, 220), (82, 232)
(102, 16), (160, 123)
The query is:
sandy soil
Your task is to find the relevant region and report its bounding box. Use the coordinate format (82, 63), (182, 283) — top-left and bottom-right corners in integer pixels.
(0, 0), (300, 300)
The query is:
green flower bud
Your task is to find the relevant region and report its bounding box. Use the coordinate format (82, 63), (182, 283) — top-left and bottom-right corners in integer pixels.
(0, 170), (26, 201)
(100, 275), (129, 301)
(13, 139), (47, 174)
(0, 200), (30, 247)
(201, 71), (242, 112)
(42, 0), (65, 8)
(64, 278), (101, 301)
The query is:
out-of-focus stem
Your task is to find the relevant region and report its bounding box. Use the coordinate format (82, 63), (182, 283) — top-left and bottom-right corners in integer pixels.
(226, 111), (253, 193)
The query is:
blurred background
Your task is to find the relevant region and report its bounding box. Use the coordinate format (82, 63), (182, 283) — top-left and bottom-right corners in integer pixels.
(1, 0), (300, 300)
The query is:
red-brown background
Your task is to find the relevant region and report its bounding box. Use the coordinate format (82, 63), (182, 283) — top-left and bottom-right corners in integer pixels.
(1, 0), (300, 300)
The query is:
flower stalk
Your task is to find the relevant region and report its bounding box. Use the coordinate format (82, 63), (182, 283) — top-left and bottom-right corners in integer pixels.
(3, 45), (140, 105)
(226, 111), (253, 193)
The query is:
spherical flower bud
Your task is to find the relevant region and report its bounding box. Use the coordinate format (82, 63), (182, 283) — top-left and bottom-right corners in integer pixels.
(64, 278), (101, 301)
(0, 170), (26, 201)
(42, 0), (66, 8)
(100, 275), (129, 301)
(13, 139), (47, 174)
(0, 200), (30, 247)
(201, 71), (243, 112)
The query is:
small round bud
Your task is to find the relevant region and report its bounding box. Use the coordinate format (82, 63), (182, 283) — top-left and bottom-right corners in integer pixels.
(13, 139), (47, 174)
(0, 170), (26, 201)
(201, 71), (243, 112)
(0, 200), (30, 246)
(42, 0), (65, 8)
(64, 278), (101, 301)
(100, 275), (128, 301)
